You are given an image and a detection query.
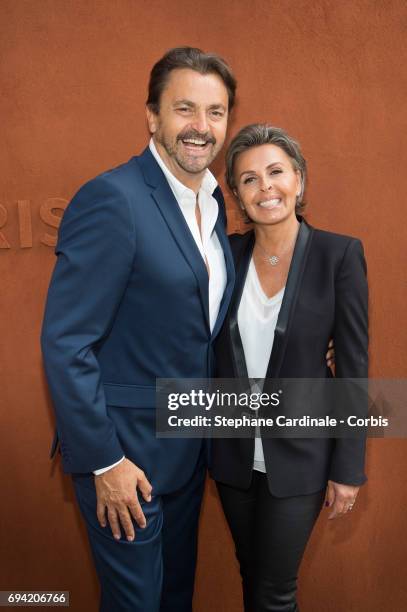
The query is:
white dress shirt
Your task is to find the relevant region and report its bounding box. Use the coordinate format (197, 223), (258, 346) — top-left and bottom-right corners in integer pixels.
(94, 139), (227, 475)
(238, 258), (285, 473)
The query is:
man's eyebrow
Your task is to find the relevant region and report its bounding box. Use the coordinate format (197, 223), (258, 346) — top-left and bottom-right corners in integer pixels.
(172, 100), (227, 111)
(173, 99), (195, 107)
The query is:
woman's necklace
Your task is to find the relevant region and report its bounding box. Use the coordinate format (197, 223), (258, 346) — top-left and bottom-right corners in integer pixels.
(255, 234), (298, 266)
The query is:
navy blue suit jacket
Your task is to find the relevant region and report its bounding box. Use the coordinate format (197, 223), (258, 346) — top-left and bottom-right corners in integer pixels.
(41, 147), (235, 494)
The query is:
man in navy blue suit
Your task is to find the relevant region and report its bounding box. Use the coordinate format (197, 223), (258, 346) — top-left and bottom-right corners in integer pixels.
(41, 47), (236, 611)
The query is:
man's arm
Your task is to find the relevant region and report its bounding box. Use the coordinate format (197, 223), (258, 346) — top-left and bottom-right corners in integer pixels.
(41, 176), (152, 540)
(41, 176), (134, 472)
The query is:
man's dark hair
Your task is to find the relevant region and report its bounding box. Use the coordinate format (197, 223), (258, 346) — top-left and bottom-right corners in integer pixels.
(147, 46), (237, 114)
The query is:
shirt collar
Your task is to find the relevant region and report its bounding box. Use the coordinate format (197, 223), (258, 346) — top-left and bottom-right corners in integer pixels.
(149, 138), (218, 201)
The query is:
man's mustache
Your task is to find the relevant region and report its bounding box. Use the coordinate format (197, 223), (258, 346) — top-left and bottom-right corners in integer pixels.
(177, 130), (216, 145)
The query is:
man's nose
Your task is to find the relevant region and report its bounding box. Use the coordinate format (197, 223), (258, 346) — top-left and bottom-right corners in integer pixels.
(191, 111), (209, 134)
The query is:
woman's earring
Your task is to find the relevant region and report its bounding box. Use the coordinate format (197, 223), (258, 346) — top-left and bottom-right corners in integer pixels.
(239, 203), (252, 225)
(234, 190), (252, 225)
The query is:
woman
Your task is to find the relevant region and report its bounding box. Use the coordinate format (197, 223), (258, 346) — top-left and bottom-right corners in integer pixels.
(211, 124), (368, 612)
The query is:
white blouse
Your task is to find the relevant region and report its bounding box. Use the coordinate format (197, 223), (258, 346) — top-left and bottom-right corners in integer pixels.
(237, 258), (285, 472)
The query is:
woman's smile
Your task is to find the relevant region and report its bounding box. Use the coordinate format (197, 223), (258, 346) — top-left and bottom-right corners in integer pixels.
(257, 197), (282, 209)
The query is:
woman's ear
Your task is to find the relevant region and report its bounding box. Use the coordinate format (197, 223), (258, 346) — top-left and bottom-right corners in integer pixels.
(233, 188), (245, 210)
(295, 170), (302, 197)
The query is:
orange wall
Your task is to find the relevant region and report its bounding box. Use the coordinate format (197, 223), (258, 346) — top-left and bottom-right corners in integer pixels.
(1, 1), (406, 610)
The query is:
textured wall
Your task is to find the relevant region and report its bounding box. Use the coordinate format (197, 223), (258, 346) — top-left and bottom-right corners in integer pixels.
(1, 1), (406, 610)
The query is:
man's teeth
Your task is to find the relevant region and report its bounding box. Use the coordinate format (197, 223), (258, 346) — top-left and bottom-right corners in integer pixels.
(258, 199), (281, 208)
(182, 139), (207, 146)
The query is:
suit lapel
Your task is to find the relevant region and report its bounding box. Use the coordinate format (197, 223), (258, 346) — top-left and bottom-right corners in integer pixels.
(265, 219), (313, 378)
(137, 147), (211, 332)
(211, 205), (236, 339)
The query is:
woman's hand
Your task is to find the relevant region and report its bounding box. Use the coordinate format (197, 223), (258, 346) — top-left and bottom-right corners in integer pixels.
(326, 339), (335, 374)
(325, 480), (359, 519)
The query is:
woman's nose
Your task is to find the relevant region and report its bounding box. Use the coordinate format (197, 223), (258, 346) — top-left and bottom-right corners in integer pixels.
(260, 177), (273, 192)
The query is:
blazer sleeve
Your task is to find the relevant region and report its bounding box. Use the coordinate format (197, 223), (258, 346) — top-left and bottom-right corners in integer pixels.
(329, 238), (369, 486)
(40, 176), (136, 473)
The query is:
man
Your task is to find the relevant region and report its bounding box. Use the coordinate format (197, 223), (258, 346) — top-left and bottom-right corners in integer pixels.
(41, 47), (236, 611)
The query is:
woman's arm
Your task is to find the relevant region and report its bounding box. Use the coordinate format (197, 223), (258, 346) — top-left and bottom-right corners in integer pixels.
(327, 238), (369, 517)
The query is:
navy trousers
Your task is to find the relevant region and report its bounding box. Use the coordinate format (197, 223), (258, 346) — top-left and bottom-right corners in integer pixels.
(72, 454), (206, 612)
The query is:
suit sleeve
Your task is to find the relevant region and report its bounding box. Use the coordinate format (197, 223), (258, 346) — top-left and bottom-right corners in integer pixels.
(329, 238), (369, 486)
(41, 176), (136, 473)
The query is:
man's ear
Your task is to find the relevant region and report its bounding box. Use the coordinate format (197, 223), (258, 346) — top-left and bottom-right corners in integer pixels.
(146, 105), (158, 134)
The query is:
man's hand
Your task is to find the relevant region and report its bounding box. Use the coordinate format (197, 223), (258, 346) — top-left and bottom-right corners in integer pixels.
(95, 458), (152, 541)
(325, 480), (359, 519)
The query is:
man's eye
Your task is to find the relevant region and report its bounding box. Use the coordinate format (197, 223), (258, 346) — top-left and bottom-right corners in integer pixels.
(211, 111), (224, 118)
(176, 107), (192, 113)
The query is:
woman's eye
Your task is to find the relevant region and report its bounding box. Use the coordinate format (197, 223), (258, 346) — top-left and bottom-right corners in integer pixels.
(270, 169), (283, 175)
(243, 177), (256, 184)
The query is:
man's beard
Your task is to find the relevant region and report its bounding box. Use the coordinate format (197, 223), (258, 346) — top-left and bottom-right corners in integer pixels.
(157, 128), (218, 174)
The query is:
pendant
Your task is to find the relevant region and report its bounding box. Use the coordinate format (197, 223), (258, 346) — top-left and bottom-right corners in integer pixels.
(268, 255), (280, 266)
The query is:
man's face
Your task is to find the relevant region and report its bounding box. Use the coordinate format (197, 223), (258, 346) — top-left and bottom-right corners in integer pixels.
(146, 68), (229, 185)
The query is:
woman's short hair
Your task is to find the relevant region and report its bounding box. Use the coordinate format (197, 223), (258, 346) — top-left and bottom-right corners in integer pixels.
(147, 46), (237, 114)
(225, 124), (307, 213)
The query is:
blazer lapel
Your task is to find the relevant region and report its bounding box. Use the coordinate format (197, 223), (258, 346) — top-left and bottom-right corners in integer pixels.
(137, 147), (211, 332)
(228, 219), (314, 381)
(265, 219), (314, 378)
(229, 231), (255, 379)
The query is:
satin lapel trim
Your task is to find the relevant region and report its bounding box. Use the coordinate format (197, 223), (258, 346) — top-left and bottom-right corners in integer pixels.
(137, 148), (210, 332)
(229, 232), (255, 379)
(211, 216), (236, 339)
(265, 220), (313, 378)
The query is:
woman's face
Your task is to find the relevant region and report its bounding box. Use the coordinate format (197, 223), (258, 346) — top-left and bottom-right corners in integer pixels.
(233, 144), (301, 226)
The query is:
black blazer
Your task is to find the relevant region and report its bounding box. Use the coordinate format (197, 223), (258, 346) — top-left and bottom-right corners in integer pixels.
(210, 219), (368, 497)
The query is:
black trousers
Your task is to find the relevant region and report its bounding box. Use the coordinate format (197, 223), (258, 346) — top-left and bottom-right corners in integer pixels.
(216, 472), (325, 612)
